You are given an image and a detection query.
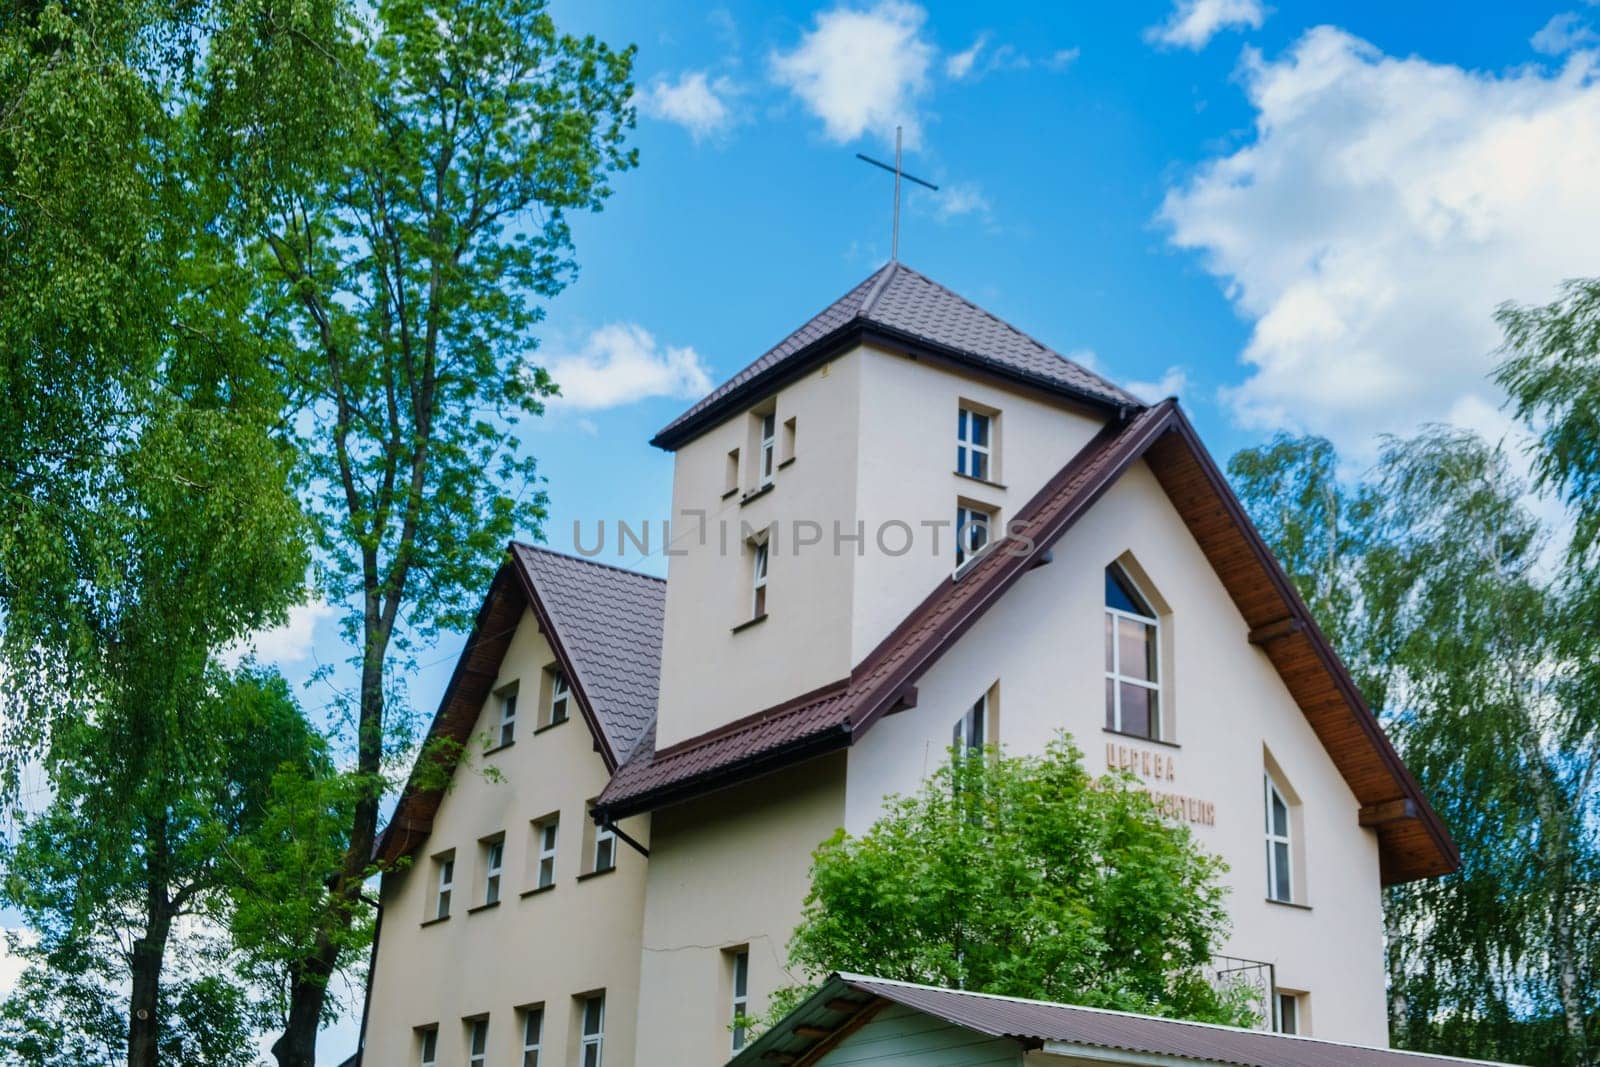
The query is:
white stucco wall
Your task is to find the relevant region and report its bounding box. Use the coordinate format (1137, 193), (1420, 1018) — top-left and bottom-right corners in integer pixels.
(364, 608), (649, 1067)
(843, 460), (1388, 1045)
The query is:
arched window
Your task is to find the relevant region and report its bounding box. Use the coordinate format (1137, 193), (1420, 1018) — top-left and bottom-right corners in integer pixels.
(1105, 564), (1161, 740)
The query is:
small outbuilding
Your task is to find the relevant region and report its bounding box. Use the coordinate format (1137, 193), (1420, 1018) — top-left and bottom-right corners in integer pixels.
(729, 973), (1520, 1067)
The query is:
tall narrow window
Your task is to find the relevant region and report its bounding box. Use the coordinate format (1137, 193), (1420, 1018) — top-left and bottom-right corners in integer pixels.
(1274, 991), (1301, 1034)
(955, 504), (993, 569)
(467, 1018), (488, 1067)
(534, 816), (559, 889)
(957, 405), (992, 481)
(593, 820), (616, 874)
(1265, 775), (1294, 903)
(547, 669), (570, 727)
(482, 838), (503, 906)
(579, 994), (605, 1067)
(725, 448), (741, 496)
(1105, 564), (1160, 740)
(750, 541), (769, 618)
(433, 853), (454, 920)
(418, 1027), (439, 1067)
(759, 412), (777, 485)
(496, 685), (518, 747)
(521, 1006), (544, 1067)
(729, 949), (750, 1051)
(952, 693), (987, 756)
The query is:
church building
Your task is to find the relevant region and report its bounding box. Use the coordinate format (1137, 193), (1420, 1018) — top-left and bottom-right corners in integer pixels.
(355, 263), (1457, 1067)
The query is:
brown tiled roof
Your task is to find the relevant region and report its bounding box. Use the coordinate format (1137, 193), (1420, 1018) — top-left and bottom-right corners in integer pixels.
(730, 974), (1524, 1067)
(374, 546), (663, 863)
(598, 400), (1458, 886)
(651, 261), (1142, 449)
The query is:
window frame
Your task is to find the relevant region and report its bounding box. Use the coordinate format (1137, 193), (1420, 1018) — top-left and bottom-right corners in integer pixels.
(957, 405), (993, 482)
(482, 837), (504, 906)
(433, 853), (455, 920)
(730, 948), (750, 1052)
(750, 539), (769, 619)
(952, 693), (987, 756)
(955, 503), (995, 571)
(592, 820), (616, 875)
(521, 1005), (544, 1067)
(759, 412), (777, 486)
(1104, 564), (1162, 741)
(579, 994), (605, 1067)
(547, 669), (570, 727)
(418, 1026), (439, 1067)
(467, 1018), (488, 1067)
(496, 685), (518, 747)
(535, 816), (559, 890)
(1274, 991), (1301, 1034)
(1265, 774), (1295, 904)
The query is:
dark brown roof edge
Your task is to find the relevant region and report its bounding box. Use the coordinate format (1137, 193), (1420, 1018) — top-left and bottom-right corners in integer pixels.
(1161, 410), (1460, 873)
(650, 322), (1134, 453)
(649, 677), (851, 761)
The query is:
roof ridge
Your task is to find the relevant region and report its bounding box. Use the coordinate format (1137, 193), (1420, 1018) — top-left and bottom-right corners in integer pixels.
(512, 541), (667, 582)
(856, 260), (899, 319)
(834, 974), (1516, 1065)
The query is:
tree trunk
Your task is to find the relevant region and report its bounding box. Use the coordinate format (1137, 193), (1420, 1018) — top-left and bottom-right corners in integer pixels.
(130, 815), (173, 1067)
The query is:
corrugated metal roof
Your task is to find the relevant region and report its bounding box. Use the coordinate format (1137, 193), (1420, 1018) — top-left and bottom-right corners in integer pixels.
(728, 974), (1523, 1067)
(653, 261), (1142, 448)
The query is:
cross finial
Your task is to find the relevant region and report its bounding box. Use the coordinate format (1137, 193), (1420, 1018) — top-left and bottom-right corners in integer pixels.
(856, 125), (938, 261)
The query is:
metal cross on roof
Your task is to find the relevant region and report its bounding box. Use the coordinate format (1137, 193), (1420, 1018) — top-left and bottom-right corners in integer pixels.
(856, 125), (939, 261)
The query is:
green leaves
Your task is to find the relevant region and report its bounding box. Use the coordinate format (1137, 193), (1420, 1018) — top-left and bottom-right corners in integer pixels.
(785, 738), (1246, 1027)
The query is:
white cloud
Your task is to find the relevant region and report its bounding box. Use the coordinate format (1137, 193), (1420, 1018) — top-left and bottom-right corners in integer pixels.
(634, 71), (738, 142)
(545, 324), (713, 410)
(1125, 367), (1190, 403)
(1160, 27), (1600, 455)
(770, 1), (935, 146)
(1146, 0), (1267, 51)
(222, 597), (335, 669)
(1047, 47), (1081, 71)
(946, 32), (990, 80)
(1532, 12), (1598, 55)
(929, 181), (992, 222)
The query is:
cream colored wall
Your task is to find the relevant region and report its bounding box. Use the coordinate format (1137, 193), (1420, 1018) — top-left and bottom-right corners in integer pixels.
(849, 346), (1105, 662)
(654, 352), (864, 748)
(843, 460), (1389, 1047)
(633, 754), (847, 1066)
(653, 343), (1106, 749)
(364, 607), (649, 1067)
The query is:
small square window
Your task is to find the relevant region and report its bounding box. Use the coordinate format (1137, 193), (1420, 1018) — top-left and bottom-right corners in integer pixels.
(1275, 991), (1302, 1034)
(955, 503), (994, 570)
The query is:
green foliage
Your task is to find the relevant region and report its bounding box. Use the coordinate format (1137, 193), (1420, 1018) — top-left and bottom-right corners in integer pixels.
(1230, 426), (1599, 1066)
(784, 738), (1251, 1028)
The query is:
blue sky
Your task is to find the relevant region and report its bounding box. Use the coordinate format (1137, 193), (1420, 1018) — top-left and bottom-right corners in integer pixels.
(10, 0), (1600, 1058)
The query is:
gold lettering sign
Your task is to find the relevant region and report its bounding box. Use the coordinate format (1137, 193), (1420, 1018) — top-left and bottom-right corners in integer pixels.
(1105, 741), (1216, 827)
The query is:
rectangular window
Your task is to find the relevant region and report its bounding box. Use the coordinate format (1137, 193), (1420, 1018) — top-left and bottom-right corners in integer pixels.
(433, 853), (454, 920)
(482, 837), (504, 906)
(579, 994), (605, 1067)
(1265, 775), (1294, 903)
(957, 405), (993, 481)
(467, 1018), (488, 1067)
(1274, 992), (1300, 1034)
(952, 693), (987, 756)
(730, 949), (750, 1051)
(534, 816), (559, 889)
(750, 540), (769, 618)
(419, 1027), (439, 1067)
(759, 412), (777, 485)
(521, 1006), (544, 1067)
(546, 668), (570, 727)
(593, 821), (616, 874)
(1105, 564), (1161, 740)
(496, 685), (518, 747)
(955, 504), (993, 569)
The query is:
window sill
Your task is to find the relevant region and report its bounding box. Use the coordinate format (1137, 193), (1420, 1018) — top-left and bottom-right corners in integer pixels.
(954, 470), (1006, 491)
(1266, 897), (1313, 912)
(419, 914), (451, 928)
(778, 456), (796, 470)
(1102, 728), (1180, 750)
(576, 865), (616, 883)
(721, 486), (739, 500)
(740, 482), (775, 507)
(482, 740), (514, 756)
(520, 883), (557, 899)
(730, 613), (768, 634)
(533, 717), (569, 736)
(466, 900), (501, 915)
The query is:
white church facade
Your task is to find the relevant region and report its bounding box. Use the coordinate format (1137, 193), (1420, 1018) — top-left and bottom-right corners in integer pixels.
(355, 263), (1457, 1067)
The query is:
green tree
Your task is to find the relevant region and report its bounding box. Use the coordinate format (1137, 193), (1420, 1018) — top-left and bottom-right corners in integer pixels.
(1229, 428), (1599, 1066)
(200, 0), (637, 1060)
(784, 738), (1251, 1027)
